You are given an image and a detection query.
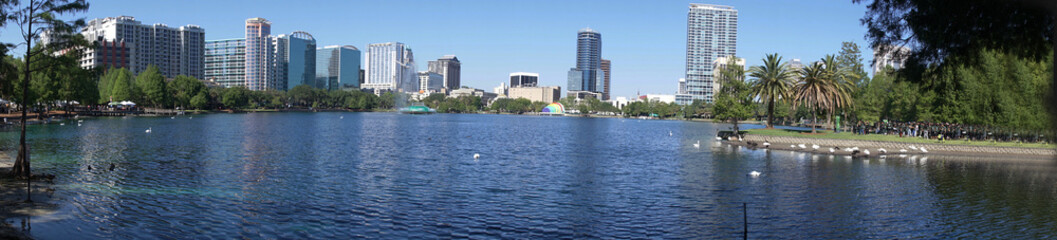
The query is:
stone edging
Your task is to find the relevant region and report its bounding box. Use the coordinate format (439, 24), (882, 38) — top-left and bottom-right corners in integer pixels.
(742, 134), (1057, 156)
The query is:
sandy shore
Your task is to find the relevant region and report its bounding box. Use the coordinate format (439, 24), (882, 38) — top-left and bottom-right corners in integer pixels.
(0, 151), (60, 240)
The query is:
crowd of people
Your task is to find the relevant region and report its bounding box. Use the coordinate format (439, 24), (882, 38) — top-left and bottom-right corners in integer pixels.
(850, 121), (1052, 144)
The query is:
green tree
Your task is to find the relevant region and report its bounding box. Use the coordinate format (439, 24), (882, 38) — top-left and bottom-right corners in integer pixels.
(749, 53), (796, 128)
(221, 86), (250, 109)
(819, 55), (858, 131)
(135, 65), (169, 107)
(6, 0), (90, 197)
(168, 75), (205, 109)
(712, 56), (754, 134)
(793, 60), (850, 134)
(109, 68), (135, 102)
(190, 91), (208, 110)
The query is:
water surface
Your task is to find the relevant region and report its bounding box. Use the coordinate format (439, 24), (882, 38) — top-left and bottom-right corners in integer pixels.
(3, 113), (1056, 239)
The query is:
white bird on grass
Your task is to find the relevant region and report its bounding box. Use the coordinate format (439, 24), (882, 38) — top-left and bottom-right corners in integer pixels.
(145, 127), (152, 133)
(748, 171), (761, 178)
(693, 141), (700, 148)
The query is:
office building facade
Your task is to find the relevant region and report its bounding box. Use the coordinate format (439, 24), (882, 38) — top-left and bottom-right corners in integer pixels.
(364, 42), (416, 93)
(508, 86), (561, 103)
(568, 28), (605, 98)
(685, 3), (737, 103)
(76, 16), (204, 79)
(277, 31), (316, 90)
(601, 59), (611, 100)
(204, 38), (246, 87)
(316, 45), (361, 90)
(509, 72), (539, 87)
(418, 71), (443, 93)
(427, 55), (461, 90)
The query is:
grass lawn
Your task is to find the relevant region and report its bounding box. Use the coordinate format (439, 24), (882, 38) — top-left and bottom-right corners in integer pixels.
(745, 128), (1056, 149)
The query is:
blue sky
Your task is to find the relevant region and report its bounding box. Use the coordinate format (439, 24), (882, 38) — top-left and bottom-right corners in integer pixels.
(1, 0), (874, 98)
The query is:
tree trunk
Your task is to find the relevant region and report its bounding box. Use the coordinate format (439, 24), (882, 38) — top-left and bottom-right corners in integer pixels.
(811, 108), (818, 134)
(767, 97), (775, 128)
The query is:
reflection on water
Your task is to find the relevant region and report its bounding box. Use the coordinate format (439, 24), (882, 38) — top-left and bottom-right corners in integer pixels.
(1, 113), (1055, 239)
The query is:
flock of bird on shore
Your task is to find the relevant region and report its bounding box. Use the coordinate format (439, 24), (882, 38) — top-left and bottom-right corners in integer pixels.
(686, 131), (932, 179)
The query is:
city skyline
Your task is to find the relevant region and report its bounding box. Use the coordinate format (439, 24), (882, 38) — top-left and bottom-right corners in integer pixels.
(0, 0), (874, 98)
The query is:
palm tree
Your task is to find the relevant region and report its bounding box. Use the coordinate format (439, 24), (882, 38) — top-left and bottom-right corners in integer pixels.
(820, 55), (857, 131)
(749, 53), (796, 129)
(792, 62), (837, 134)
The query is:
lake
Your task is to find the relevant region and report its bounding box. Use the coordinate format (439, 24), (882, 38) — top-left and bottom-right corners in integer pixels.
(3, 112), (1056, 239)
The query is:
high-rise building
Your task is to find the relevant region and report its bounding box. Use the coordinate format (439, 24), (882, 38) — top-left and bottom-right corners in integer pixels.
(685, 3), (737, 103)
(872, 45), (910, 75)
(427, 55), (461, 90)
(418, 71), (443, 93)
(568, 28), (605, 98)
(76, 16), (204, 79)
(364, 42), (416, 93)
(712, 56), (746, 94)
(509, 72), (539, 87)
(276, 31), (316, 90)
(245, 17), (274, 91)
(601, 59), (611, 100)
(316, 45), (361, 90)
(204, 38), (246, 88)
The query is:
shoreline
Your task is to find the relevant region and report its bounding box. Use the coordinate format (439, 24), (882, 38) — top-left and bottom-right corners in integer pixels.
(733, 133), (1056, 160)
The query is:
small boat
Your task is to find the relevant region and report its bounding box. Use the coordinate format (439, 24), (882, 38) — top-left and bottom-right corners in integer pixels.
(398, 105), (436, 114)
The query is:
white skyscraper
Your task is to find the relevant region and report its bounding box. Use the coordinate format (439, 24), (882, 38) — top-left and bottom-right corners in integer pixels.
(684, 4), (737, 104)
(77, 16), (204, 79)
(364, 42), (416, 93)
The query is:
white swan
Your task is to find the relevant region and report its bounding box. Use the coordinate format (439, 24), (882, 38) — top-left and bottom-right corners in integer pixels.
(798, 144), (806, 149)
(829, 148), (835, 153)
(748, 171), (761, 178)
(473, 153), (480, 159)
(715, 136), (722, 141)
(863, 149), (871, 156)
(693, 141), (700, 148)
(812, 144), (820, 150)
(878, 148), (887, 154)
(762, 142), (770, 147)
(145, 127), (152, 133)
(920, 147), (928, 153)
(899, 149), (908, 153)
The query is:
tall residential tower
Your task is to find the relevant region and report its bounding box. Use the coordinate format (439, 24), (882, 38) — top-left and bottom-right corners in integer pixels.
(76, 16), (204, 79)
(685, 4), (737, 103)
(245, 17), (274, 91)
(363, 42), (416, 93)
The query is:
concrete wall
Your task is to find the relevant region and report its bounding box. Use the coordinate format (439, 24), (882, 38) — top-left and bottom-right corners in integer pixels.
(743, 134), (1057, 156)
